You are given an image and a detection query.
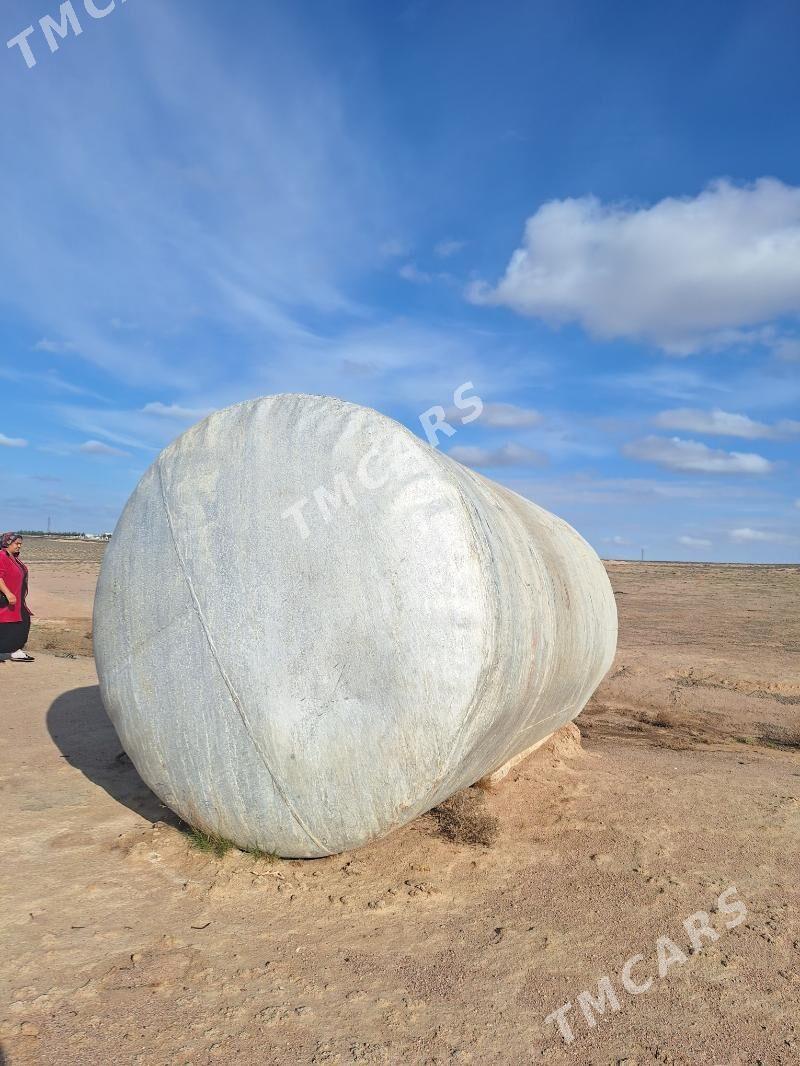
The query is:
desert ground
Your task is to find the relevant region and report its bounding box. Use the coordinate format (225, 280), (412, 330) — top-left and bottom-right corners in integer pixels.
(1, 538), (798, 1064)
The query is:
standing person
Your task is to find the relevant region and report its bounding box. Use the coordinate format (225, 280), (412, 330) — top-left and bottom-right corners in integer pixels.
(0, 533), (35, 662)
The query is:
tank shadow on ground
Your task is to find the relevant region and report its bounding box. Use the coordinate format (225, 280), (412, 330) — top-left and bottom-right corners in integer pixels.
(46, 685), (179, 827)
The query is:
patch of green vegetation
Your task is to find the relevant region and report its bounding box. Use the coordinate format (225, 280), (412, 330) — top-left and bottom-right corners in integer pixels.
(184, 824), (281, 862)
(248, 848), (280, 863)
(187, 827), (236, 857)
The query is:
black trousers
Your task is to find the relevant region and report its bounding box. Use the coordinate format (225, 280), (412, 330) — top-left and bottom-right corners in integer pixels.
(0, 610), (31, 654)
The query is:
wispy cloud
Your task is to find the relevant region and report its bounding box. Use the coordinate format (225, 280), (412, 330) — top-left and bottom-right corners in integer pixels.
(653, 407), (800, 439)
(379, 238), (410, 258)
(0, 366), (106, 401)
(398, 262), (455, 286)
(2, 3), (387, 388)
(470, 178), (800, 354)
(609, 365), (731, 404)
(434, 238), (466, 259)
(54, 405), (171, 452)
(33, 338), (77, 354)
(398, 262), (433, 284)
(622, 436), (774, 474)
(0, 433), (28, 448)
(504, 474), (769, 506)
(79, 440), (130, 458)
(2, 6), (797, 559)
(773, 337), (800, 362)
(142, 402), (215, 422)
(678, 535), (712, 548)
(39, 320), (544, 465)
(729, 527), (794, 544)
(448, 442), (548, 468)
(479, 402), (543, 428)
(445, 400), (543, 429)
(255, 318), (548, 413)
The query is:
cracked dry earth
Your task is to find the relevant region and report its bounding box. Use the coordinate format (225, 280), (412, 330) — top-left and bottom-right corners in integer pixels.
(1, 550), (799, 1064)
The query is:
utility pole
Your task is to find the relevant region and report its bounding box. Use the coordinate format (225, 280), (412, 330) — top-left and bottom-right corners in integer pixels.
(640, 547), (644, 562)
(47, 514), (51, 535)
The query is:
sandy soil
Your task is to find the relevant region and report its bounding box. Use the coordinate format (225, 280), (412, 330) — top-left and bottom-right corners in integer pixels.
(16, 538), (105, 659)
(1, 542), (798, 1064)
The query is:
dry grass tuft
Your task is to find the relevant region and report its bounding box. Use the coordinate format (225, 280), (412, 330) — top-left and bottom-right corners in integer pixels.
(430, 789), (500, 847)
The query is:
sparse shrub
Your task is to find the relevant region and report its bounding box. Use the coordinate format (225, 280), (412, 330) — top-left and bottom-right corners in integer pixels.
(430, 789), (500, 847)
(757, 726), (800, 751)
(652, 709), (679, 729)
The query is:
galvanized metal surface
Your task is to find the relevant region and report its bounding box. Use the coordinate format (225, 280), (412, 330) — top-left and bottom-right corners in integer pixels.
(94, 395), (617, 857)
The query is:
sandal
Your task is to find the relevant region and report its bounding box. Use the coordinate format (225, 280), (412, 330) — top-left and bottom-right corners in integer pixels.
(10, 652), (35, 662)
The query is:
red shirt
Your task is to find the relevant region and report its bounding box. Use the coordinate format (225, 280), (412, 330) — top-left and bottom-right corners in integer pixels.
(0, 550), (32, 623)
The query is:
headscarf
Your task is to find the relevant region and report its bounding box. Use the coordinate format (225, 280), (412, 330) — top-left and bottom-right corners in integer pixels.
(1, 532), (20, 550)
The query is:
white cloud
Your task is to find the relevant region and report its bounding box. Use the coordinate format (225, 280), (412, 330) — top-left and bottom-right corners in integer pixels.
(773, 336), (800, 362)
(448, 442), (547, 468)
(448, 401), (542, 428)
(678, 535), (712, 548)
(479, 402), (543, 428)
(622, 436), (773, 474)
(398, 262), (433, 284)
(398, 262), (455, 286)
(729, 527), (792, 543)
(0, 366), (105, 402)
(79, 440), (131, 458)
(2, 4), (389, 388)
(611, 364), (731, 403)
(379, 239), (409, 259)
(0, 433), (28, 448)
(653, 407), (800, 439)
(434, 238), (466, 259)
(339, 358), (379, 378)
(469, 178), (800, 354)
(604, 535), (631, 546)
(34, 338), (77, 354)
(142, 402), (214, 421)
(56, 405), (160, 452)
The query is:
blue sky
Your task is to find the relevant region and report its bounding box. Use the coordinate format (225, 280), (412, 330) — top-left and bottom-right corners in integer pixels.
(1, 0), (798, 560)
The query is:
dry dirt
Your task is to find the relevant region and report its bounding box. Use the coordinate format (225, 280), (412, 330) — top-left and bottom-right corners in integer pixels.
(1, 540), (798, 1064)
(17, 538), (105, 659)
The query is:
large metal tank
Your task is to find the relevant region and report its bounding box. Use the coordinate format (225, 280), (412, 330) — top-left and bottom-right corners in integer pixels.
(94, 394), (616, 857)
